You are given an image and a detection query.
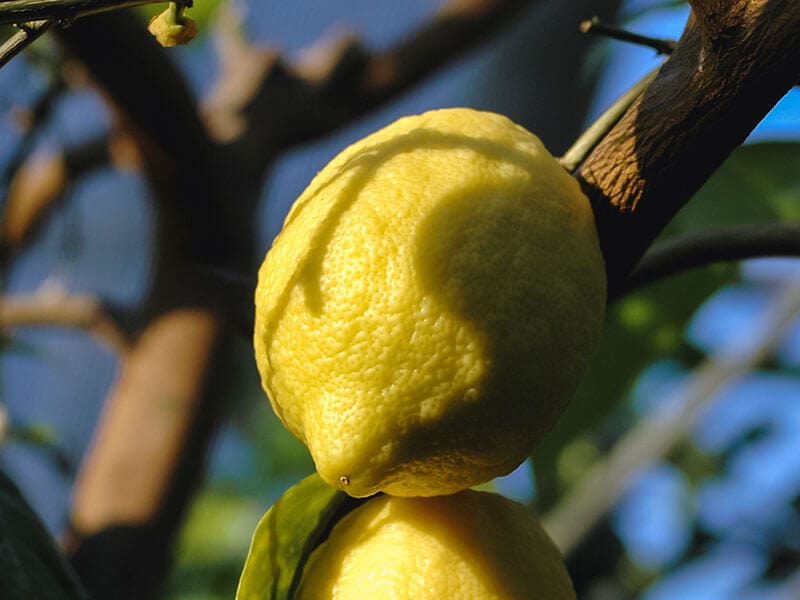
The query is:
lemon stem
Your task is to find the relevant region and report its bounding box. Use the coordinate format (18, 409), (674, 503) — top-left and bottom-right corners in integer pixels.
(168, 1), (189, 25)
(559, 66), (660, 173)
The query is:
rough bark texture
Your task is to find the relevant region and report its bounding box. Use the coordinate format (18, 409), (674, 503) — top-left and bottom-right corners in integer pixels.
(578, 0), (800, 294)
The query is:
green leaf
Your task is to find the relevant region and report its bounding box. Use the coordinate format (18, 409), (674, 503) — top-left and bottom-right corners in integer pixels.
(670, 142), (800, 229)
(236, 473), (362, 600)
(0, 469), (88, 599)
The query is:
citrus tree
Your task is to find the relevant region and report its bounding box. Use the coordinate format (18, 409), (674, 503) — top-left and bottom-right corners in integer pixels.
(0, 0), (797, 598)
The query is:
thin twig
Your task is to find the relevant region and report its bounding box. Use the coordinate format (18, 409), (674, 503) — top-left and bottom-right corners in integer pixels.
(580, 16), (676, 55)
(559, 65), (661, 172)
(614, 223), (800, 300)
(0, 19), (53, 69)
(543, 282), (800, 557)
(0, 0), (163, 26)
(557, 17), (676, 171)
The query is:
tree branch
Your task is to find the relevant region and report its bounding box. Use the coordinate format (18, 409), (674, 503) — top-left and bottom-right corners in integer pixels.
(1, 135), (127, 258)
(56, 11), (233, 265)
(0, 0), (165, 26)
(0, 59), (65, 190)
(0, 291), (130, 354)
(52, 12), (236, 599)
(576, 0), (800, 295)
(615, 223), (800, 299)
(579, 17), (676, 55)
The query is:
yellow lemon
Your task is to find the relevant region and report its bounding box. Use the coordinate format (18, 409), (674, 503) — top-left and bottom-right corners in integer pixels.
(295, 489), (576, 599)
(254, 108), (606, 497)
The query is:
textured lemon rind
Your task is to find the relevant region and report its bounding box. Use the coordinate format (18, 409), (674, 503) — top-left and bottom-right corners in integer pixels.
(254, 108), (606, 498)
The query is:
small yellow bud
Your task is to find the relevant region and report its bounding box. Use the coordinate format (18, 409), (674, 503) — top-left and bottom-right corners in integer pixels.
(148, 4), (198, 47)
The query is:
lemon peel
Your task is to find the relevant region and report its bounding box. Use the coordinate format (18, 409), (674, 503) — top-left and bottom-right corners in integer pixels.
(254, 107), (606, 497)
(295, 490), (576, 600)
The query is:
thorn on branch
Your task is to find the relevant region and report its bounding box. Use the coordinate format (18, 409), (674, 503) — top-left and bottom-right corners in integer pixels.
(205, 0), (532, 158)
(580, 16), (676, 55)
(544, 281), (800, 556)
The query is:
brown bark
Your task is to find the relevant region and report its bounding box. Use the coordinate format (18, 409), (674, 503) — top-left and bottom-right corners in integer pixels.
(577, 0), (800, 293)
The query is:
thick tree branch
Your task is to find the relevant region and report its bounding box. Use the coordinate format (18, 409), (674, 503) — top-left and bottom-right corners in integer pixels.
(560, 66), (661, 172)
(56, 11), (234, 265)
(576, 0), (800, 295)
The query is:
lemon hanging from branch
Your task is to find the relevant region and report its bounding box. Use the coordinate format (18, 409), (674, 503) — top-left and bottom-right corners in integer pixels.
(254, 108), (607, 498)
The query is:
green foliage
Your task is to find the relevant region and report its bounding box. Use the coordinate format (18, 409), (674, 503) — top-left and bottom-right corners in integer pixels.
(236, 474), (362, 600)
(0, 469), (88, 599)
(168, 493), (267, 600)
(534, 263), (736, 509)
(672, 142), (800, 226)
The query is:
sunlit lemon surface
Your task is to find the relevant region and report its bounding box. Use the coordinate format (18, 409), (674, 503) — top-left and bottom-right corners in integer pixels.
(296, 490), (576, 599)
(254, 108), (606, 497)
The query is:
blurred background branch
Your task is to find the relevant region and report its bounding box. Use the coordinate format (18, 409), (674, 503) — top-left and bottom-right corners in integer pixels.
(579, 0), (800, 294)
(545, 281), (800, 556)
(0, 290), (130, 354)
